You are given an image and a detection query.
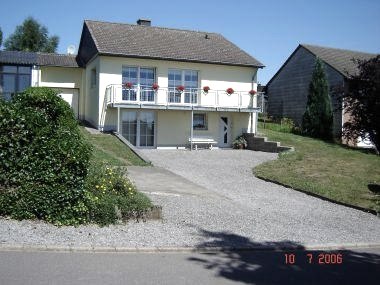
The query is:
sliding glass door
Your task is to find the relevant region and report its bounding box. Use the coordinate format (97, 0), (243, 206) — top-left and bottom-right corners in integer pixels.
(121, 110), (155, 147)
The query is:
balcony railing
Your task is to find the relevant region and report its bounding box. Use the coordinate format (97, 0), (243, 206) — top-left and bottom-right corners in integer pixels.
(104, 84), (256, 110)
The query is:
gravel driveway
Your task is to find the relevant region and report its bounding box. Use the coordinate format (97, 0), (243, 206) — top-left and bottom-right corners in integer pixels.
(1, 149), (379, 250)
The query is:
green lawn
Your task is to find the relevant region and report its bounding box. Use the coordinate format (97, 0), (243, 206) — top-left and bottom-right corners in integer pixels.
(254, 125), (380, 213)
(80, 126), (148, 166)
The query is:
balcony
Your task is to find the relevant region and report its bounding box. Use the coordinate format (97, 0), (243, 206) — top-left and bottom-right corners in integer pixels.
(104, 84), (260, 112)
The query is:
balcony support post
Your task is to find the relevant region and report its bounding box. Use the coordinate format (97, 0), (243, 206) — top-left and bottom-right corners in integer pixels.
(190, 109), (193, 151)
(117, 107), (121, 134)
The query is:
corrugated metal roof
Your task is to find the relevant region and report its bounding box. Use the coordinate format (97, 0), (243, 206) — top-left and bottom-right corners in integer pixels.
(82, 20), (264, 68)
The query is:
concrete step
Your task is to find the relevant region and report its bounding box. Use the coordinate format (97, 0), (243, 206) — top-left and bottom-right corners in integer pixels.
(243, 133), (294, 153)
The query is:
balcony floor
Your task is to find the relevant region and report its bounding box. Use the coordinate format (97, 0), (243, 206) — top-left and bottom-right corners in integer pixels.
(110, 103), (260, 113)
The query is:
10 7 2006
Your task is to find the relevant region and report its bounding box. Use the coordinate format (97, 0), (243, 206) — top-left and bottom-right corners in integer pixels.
(285, 253), (343, 265)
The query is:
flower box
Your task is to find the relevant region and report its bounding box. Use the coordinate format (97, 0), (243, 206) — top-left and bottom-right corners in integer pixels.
(176, 85), (185, 92)
(226, 87), (234, 95)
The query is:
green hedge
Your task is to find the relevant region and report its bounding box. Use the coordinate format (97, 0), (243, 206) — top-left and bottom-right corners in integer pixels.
(84, 163), (152, 226)
(0, 87), (93, 225)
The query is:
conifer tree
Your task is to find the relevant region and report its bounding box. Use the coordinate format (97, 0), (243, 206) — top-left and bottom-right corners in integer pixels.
(302, 58), (333, 139)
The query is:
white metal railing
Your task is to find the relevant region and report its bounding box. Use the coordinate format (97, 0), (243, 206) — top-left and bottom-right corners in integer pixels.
(104, 84), (256, 109)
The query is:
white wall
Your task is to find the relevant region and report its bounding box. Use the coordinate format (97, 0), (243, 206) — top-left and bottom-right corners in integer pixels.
(84, 58), (100, 127)
(39, 66), (82, 88)
(37, 66), (82, 119)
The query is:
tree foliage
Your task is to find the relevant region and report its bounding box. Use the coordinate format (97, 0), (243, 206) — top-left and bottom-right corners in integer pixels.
(302, 58), (333, 139)
(0, 27), (2, 47)
(4, 17), (58, 53)
(342, 55), (380, 153)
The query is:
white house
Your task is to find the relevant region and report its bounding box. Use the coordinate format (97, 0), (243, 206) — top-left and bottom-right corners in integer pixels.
(0, 19), (264, 148)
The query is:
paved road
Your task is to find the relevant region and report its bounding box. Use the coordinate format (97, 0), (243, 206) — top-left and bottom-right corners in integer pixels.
(1, 247), (379, 285)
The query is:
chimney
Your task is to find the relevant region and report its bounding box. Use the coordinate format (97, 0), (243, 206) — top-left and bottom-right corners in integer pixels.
(137, 19), (151, 26)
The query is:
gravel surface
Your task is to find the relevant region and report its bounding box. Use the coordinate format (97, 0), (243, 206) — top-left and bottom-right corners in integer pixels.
(1, 149), (379, 249)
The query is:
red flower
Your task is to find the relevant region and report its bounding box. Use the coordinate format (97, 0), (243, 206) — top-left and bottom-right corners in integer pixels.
(226, 87), (234, 95)
(125, 82), (133, 89)
(203, 86), (210, 93)
(152, 83), (159, 90)
(176, 85), (185, 92)
(249, 89), (257, 95)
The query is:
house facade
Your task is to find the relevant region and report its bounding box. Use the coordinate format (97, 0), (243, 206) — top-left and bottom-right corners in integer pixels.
(0, 19), (264, 148)
(266, 44), (376, 144)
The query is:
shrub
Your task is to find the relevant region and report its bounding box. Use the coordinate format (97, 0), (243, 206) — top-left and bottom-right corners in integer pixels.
(85, 162), (152, 226)
(258, 117), (297, 134)
(0, 87), (93, 225)
(233, 135), (247, 149)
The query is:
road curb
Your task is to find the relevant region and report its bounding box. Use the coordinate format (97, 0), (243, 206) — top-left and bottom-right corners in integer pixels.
(1, 242), (380, 253)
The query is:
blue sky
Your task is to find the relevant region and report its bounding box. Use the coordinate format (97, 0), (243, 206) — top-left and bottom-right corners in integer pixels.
(0, 0), (379, 84)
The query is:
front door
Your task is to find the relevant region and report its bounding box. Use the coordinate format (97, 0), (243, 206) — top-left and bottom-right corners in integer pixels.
(219, 116), (231, 147)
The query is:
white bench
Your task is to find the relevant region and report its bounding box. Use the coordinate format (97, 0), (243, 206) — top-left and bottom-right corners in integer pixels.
(188, 136), (218, 150)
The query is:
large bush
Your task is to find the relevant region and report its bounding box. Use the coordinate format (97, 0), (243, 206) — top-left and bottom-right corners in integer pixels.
(0, 87), (92, 225)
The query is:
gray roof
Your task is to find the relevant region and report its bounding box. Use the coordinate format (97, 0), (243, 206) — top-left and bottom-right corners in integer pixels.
(0, 50), (79, 67)
(81, 20), (264, 67)
(301, 44), (377, 77)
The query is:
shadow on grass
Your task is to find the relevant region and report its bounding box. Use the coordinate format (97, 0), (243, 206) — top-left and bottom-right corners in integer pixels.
(368, 183), (380, 194)
(187, 228), (380, 285)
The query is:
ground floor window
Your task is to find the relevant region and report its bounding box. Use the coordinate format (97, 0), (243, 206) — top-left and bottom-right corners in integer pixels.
(193, 113), (207, 130)
(0, 65), (31, 100)
(121, 110), (155, 147)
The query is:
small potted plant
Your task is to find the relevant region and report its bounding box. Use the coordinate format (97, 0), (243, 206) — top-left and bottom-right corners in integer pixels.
(125, 82), (133, 89)
(226, 87), (234, 95)
(176, 85), (185, 92)
(203, 86), (210, 94)
(233, 135), (247, 149)
(249, 89), (257, 95)
(152, 83), (159, 91)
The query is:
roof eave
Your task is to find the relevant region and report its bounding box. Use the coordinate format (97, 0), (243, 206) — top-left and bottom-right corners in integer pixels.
(98, 52), (264, 68)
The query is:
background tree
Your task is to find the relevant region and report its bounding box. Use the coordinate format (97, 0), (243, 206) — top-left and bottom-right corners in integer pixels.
(0, 27), (2, 47)
(4, 17), (59, 53)
(302, 58), (333, 139)
(342, 55), (380, 154)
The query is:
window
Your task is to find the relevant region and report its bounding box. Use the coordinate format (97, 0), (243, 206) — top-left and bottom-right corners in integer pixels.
(193, 113), (207, 130)
(0, 65), (31, 101)
(184, 70), (198, 104)
(168, 69), (198, 103)
(90, 68), (97, 88)
(121, 111), (137, 145)
(122, 66), (155, 101)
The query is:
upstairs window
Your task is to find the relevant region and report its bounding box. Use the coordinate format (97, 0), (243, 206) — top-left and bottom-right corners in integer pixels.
(90, 68), (97, 88)
(122, 66), (155, 101)
(168, 69), (199, 103)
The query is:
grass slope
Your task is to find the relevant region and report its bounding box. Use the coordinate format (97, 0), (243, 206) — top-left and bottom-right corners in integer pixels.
(80, 127), (148, 166)
(254, 128), (380, 212)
